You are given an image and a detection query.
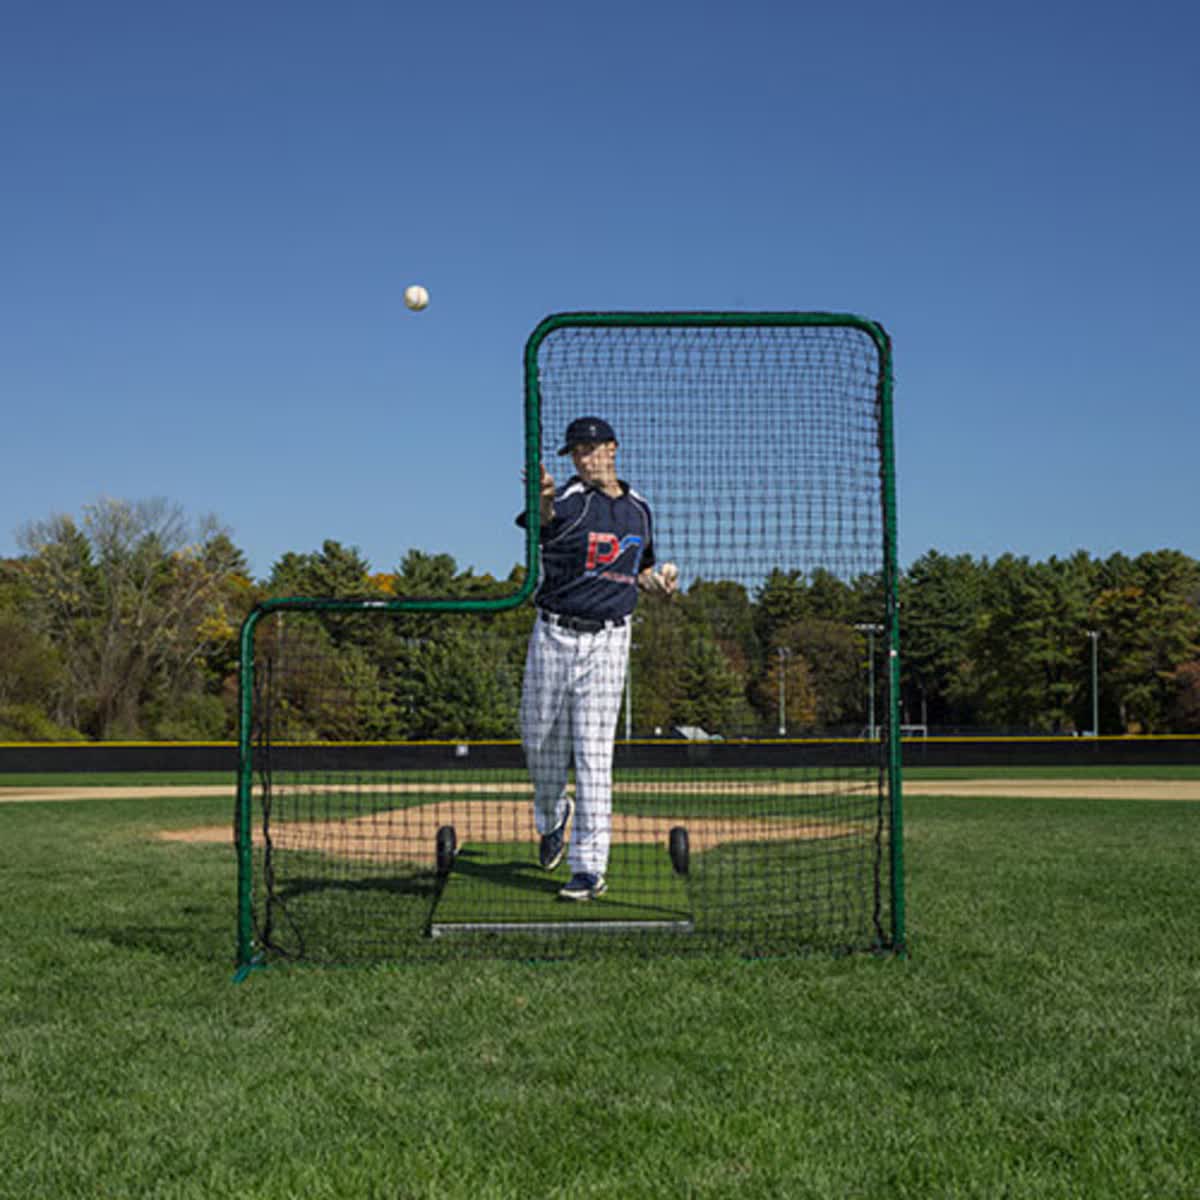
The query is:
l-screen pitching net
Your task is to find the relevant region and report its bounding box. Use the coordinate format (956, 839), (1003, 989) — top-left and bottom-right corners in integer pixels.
(237, 314), (902, 966)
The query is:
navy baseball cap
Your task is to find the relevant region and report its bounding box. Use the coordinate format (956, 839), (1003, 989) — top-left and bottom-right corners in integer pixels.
(557, 416), (617, 455)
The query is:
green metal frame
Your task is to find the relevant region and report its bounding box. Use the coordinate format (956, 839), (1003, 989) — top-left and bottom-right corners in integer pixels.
(876, 327), (906, 957)
(234, 312), (904, 975)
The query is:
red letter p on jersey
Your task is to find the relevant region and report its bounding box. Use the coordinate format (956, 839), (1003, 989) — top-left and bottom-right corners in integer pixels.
(585, 532), (620, 571)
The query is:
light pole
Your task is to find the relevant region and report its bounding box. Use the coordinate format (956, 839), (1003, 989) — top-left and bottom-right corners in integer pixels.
(777, 646), (789, 736)
(855, 623), (884, 739)
(1086, 630), (1100, 736)
(624, 634), (638, 742)
(624, 656), (632, 742)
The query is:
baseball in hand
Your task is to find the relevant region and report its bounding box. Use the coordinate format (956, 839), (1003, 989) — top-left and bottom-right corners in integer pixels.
(659, 562), (679, 592)
(404, 284), (429, 311)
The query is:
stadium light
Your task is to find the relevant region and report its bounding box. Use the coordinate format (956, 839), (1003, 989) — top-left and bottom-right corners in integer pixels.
(1086, 630), (1101, 736)
(855, 623), (884, 739)
(624, 630), (639, 742)
(777, 646), (790, 736)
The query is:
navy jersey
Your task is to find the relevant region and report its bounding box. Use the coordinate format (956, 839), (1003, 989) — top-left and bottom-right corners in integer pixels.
(516, 477), (656, 620)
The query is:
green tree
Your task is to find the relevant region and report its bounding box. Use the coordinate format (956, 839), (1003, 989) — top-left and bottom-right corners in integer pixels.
(17, 499), (247, 739)
(674, 629), (747, 735)
(393, 625), (522, 739)
(684, 579), (758, 667)
(1091, 550), (1200, 732)
(803, 567), (855, 622)
(678, 579), (758, 723)
(848, 570), (887, 629)
(971, 553), (1097, 731)
(789, 618), (862, 727)
(257, 613), (397, 741)
(1168, 660), (1200, 731)
(392, 549), (462, 597)
(0, 566), (78, 739)
(267, 540), (373, 598)
(749, 639), (818, 732)
(899, 551), (986, 727)
(628, 601), (689, 734)
(754, 569), (806, 650)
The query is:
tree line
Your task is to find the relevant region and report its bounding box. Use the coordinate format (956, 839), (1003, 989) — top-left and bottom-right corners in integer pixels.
(2, 498), (1198, 742)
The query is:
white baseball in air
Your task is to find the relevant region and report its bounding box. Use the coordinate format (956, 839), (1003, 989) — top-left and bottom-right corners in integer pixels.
(404, 285), (429, 311)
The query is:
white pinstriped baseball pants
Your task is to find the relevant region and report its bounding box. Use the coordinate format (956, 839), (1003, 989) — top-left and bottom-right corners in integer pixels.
(519, 616), (630, 878)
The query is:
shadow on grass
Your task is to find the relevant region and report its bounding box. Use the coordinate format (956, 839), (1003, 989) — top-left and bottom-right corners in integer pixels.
(73, 910), (229, 960)
(446, 847), (561, 897)
(271, 870), (440, 904)
(435, 845), (692, 925)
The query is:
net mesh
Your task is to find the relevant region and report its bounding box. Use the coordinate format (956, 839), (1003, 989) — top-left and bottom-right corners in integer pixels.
(244, 316), (898, 963)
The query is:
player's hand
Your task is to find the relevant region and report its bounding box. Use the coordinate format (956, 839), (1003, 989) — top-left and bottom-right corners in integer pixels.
(640, 565), (679, 597)
(520, 464), (556, 496)
(522, 462), (556, 523)
(656, 562), (679, 596)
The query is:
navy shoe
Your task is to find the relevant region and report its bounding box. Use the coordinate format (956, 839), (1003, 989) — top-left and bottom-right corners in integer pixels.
(558, 872), (607, 901)
(539, 798), (573, 871)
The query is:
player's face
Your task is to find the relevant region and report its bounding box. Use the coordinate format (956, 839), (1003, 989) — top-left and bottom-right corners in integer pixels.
(570, 440), (617, 484)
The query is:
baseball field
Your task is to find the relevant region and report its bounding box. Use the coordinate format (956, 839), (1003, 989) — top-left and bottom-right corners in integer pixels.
(1, 767), (1197, 1198)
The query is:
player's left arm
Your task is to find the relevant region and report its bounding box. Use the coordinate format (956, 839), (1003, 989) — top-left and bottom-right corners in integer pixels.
(635, 507), (677, 596)
(639, 564), (678, 596)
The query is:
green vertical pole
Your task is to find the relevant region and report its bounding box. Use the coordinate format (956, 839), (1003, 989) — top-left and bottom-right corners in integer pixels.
(523, 324), (545, 574)
(234, 606), (263, 980)
(875, 325), (906, 956)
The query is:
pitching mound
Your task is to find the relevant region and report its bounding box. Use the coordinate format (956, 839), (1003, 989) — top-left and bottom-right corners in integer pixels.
(159, 799), (858, 862)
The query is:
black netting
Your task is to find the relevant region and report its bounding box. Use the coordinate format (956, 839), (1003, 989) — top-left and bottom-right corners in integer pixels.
(243, 316), (901, 964)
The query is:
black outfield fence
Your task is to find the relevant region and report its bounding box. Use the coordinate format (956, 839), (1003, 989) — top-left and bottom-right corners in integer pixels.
(901, 736), (1200, 768)
(0, 742), (240, 774)
(1, 736), (1197, 775)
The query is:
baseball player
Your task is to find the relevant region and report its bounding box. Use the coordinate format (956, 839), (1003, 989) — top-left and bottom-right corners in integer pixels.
(516, 416), (677, 901)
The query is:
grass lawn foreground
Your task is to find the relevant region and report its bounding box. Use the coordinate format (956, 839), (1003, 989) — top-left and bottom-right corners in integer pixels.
(0, 770), (1197, 1198)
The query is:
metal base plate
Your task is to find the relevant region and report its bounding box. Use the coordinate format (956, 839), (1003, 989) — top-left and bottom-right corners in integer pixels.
(430, 918), (695, 938)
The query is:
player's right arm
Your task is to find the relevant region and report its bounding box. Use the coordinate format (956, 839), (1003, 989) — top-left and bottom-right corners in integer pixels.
(538, 463), (555, 524)
(518, 464), (559, 530)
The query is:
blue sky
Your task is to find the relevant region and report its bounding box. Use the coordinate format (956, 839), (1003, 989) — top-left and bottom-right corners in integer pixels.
(3, 0), (1197, 581)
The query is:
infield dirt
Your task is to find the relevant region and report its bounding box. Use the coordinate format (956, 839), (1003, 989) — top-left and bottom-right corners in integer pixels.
(2, 778), (1197, 805)
(3, 776), (1195, 865)
(157, 799), (858, 858)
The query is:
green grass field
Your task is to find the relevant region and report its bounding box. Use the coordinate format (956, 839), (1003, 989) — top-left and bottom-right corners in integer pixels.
(434, 840), (692, 927)
(1, 772), (1198, 1198)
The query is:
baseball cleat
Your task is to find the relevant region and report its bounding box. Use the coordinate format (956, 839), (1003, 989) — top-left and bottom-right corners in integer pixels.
(558, 872), (607, 902)
(539, 797), (573, 871)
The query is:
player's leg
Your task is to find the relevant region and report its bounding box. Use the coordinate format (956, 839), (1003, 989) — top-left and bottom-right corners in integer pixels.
(565, 622), (630, 880)
(519, 619), (574, 839)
